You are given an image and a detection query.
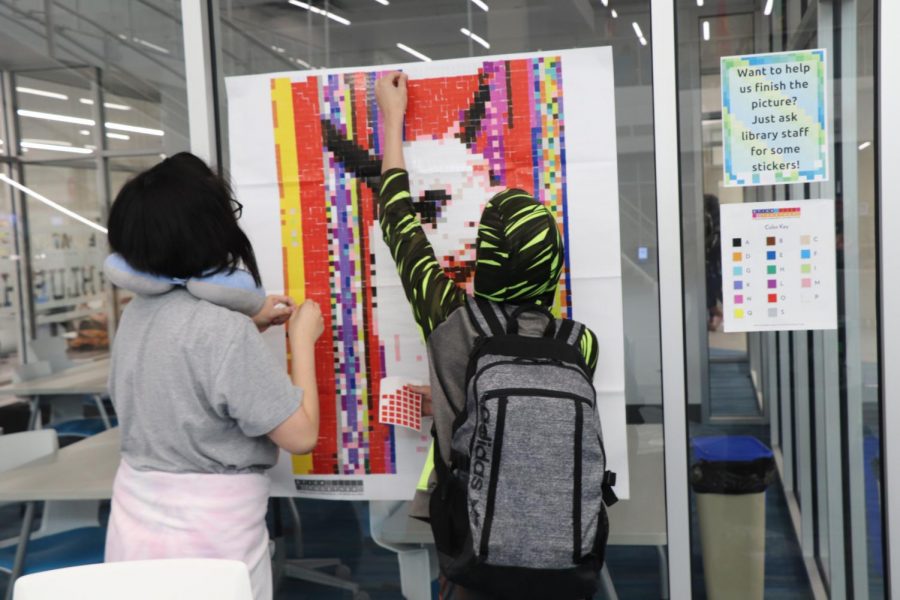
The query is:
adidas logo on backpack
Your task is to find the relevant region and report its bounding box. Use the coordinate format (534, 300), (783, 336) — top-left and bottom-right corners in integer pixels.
(429, 297), (617, 599)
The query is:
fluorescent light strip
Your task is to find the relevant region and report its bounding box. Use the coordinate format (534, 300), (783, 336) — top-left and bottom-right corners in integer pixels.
(292, 57), (313, 68)
(611, 9), (618, 18)
(374, 0), (389, 5)
(20, 141), (92, 154)
(396, 42), (432, 62)
(105, 122), (164, 136)
(22, 138), (72, 146)
(632, 21), (644, 39)
(79, 98), (132, 111)
(632, 21), (648, 46)
(106, 132), (130, 140)
(288, 0), (351, 25)
(79, 130), (91, 136)
(703, 20), (710, 40)
(697, 0), (704, 5)
(859, 141), (871, 150)
(17, 109), (95, 126)
(764, 0), (773, 15)
(133, 37), (170, 55)
(0, 174), (107, 234)
(600, 0), (608, 5)
(16, 87), (68, 101)
(471, 0), (489, 11)
(460, 27), (490, 49)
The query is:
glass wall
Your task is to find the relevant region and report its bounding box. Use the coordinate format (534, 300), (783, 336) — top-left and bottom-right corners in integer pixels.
(215, 0), (667, 596)
(0, 0), (188, 379)
(675, 0), (883, 597)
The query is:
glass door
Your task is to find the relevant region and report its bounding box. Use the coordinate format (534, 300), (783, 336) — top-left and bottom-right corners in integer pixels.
(673, 0), (883, 597)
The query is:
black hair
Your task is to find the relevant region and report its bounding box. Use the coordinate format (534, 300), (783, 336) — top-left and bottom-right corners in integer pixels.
(107, 152), (262, 285)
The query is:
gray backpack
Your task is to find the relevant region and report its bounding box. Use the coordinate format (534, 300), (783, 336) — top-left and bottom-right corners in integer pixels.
(429, 297), (617, 599)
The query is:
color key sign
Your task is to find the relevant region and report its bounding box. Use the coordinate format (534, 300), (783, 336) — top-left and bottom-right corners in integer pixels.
(720, 199), (837, 332)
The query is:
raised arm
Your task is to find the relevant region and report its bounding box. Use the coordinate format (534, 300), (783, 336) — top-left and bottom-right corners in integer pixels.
(375, 72), (465, 339)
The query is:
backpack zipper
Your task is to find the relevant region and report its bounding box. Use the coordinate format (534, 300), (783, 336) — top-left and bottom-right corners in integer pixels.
(482, 388), (594, 407)
(472, 361), (595, 411)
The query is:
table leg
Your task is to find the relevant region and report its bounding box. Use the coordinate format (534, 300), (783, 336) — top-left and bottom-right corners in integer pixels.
(93, 395), (112, 429)
(26, 398), (39, 431)
(4, 501), (36, 600)
(657, 545), (669, 600)
(397, 547), (431, 600)
(600, 564), (619, 600)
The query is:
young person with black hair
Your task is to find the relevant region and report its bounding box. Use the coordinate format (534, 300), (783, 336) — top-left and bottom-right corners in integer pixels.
(103, 152), (322, 600)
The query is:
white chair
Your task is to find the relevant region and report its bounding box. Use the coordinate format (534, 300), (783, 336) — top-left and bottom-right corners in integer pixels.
(0, 430), (105, 596)
(0, 430), (101, 541)
(0, 430), (57, 473)
(0, 429), (58, 515)
(12, 559), (253, 600)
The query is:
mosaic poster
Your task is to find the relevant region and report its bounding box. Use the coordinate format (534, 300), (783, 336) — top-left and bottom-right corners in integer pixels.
(721, 49), (829, 186)
(226, 47), (630, 500)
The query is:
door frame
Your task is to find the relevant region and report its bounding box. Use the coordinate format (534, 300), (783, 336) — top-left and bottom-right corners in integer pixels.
(652, 0), (898, 597)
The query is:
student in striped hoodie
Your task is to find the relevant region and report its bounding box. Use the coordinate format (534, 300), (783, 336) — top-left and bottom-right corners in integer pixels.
(375, 72), (599, 599)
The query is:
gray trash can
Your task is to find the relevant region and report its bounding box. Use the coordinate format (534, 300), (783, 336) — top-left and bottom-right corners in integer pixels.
(690, 436), (776, 600)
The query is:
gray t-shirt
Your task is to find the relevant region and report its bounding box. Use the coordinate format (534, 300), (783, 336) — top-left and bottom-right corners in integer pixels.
(110, 289), (301, 474)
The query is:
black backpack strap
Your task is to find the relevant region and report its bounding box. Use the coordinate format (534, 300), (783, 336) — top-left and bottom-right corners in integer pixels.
(464, 296), (488, 337)
(555, 319), (576, 344)
(466, 295), (506, 337)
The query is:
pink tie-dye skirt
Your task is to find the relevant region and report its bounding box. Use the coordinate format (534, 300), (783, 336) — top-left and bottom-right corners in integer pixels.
(105, 459), (272, 600)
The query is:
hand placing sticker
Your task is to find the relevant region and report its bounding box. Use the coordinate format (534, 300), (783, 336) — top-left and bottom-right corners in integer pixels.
(379, 377), (425, 431)
(252, 295), (296, 332)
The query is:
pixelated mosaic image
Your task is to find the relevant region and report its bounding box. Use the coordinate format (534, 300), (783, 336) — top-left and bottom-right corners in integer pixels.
(270, 56), (570, 476)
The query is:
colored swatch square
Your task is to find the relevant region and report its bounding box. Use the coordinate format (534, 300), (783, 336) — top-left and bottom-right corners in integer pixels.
(732, 238), (742, 247)
(732, 252), (742, 262)
(733, 266), (743, 276)
(734, 295), (744, 304)
(734, 281), (743, 290)
(801, 264), (812, 273)
(379, 384), (422, 432)
(801, 249), (811, 259)
(734, 309), (745, 319)
(800, 235), (811, 244)
(766, 236), (776, 246)
(768, 279), (777, 289)
(766, 251), (777, 260)
(768, 293), (777, 303)
(768, 308), (778, 318)
(767, 265), (777, 274)
(802, 278), (812, 288)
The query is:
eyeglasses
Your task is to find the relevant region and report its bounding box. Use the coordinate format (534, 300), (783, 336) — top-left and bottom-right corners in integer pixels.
(232, 200), (243, 220)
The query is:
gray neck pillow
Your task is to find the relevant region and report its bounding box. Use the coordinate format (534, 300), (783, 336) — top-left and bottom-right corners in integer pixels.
(103, 253), (266, 317)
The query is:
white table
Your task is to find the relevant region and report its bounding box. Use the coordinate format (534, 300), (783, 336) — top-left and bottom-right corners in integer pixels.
(377, 424), (669, 600)
(0, 427), (119, 600)
(0, 358), (111, 430)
